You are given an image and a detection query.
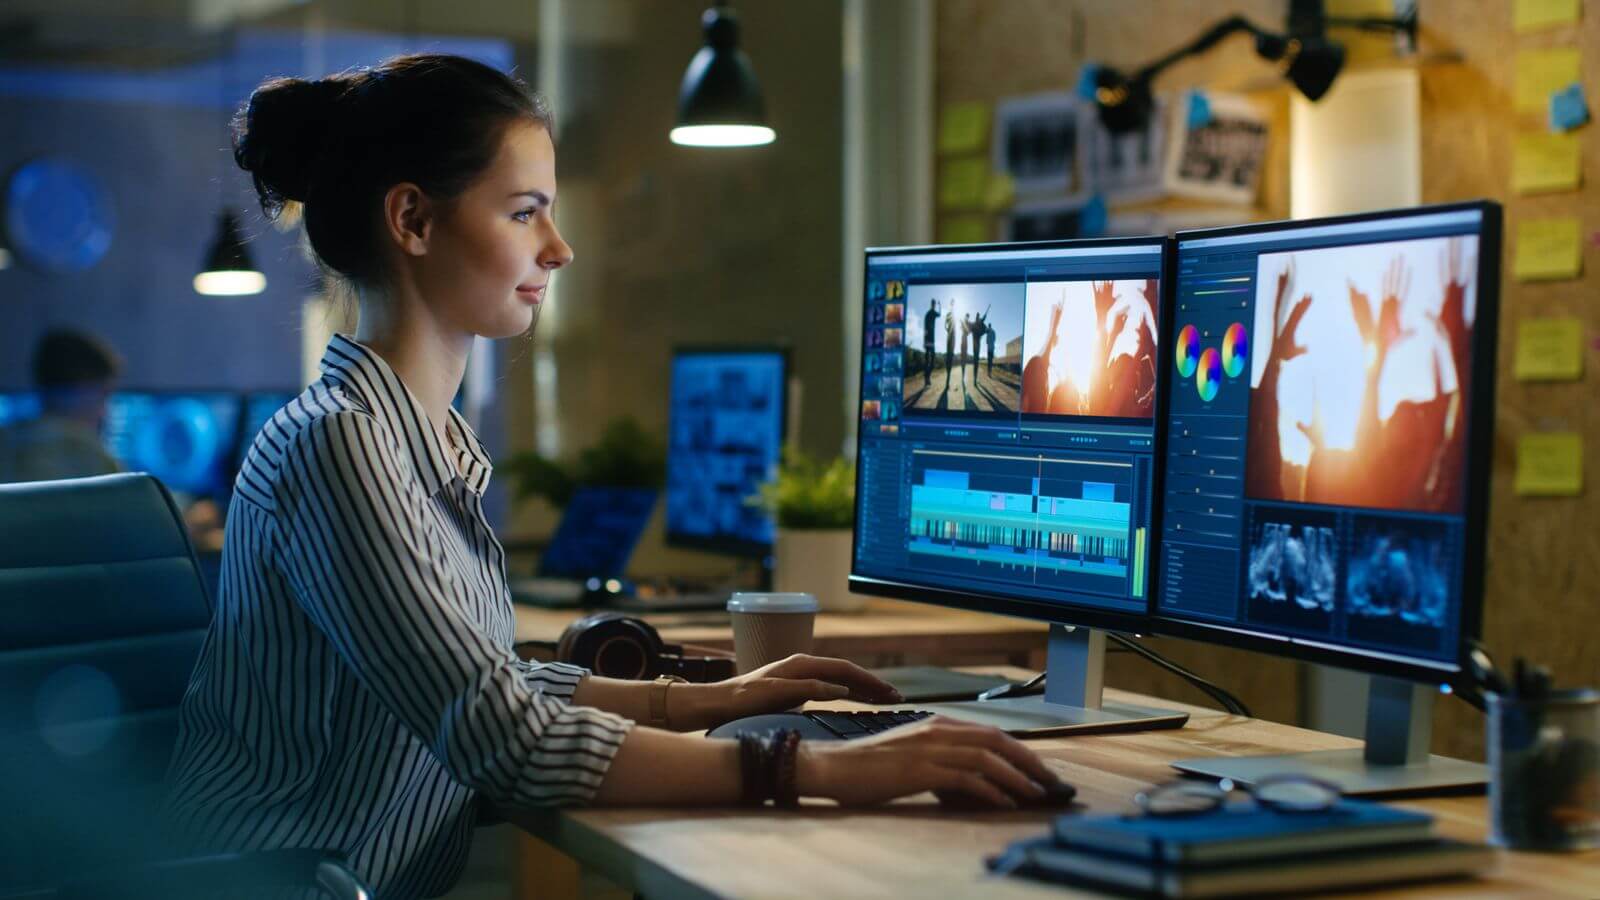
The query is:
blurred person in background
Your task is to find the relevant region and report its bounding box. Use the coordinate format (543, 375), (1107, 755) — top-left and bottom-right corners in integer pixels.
(0, 329), (122, 483)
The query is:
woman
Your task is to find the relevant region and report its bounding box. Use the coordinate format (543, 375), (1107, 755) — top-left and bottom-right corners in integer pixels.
(163, 54), (1057, 899)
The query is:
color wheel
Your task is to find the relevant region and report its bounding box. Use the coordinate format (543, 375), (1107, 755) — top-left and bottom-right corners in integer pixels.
(1222, 323), (1248, 378)
(1196, 347), (1221, 402)
(1176, 324), (1201, 378)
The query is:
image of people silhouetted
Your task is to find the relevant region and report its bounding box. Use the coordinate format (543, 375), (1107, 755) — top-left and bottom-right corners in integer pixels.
(923, 298), (939, 382)
(0, 329), (122, 483)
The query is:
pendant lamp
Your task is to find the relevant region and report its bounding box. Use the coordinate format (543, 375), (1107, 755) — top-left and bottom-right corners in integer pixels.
(670, 2), (775, 147)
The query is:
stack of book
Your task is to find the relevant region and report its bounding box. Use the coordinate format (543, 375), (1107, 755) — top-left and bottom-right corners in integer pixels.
(987, 799), (1493, 898)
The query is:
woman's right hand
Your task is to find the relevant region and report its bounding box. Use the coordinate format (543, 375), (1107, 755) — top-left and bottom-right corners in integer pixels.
(796, 716), (1059, 808)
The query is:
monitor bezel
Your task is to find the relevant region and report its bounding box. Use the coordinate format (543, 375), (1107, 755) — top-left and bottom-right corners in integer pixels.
(663, 344), (791, 559)
(1148, 199), (1501, 688)
(847, 234), (1170, 633)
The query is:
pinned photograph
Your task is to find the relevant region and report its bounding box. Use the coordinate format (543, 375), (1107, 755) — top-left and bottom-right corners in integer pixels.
(1083, 95), (1168, 202)
(1164, 92), (1268, 205)
(993, 91), (1084, 196)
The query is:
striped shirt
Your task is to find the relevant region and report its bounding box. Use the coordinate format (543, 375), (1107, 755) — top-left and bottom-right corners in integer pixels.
(164, 335), (631, 899)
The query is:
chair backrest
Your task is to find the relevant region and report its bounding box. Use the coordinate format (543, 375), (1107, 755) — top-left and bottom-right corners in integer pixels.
(0, 473), (212, 884)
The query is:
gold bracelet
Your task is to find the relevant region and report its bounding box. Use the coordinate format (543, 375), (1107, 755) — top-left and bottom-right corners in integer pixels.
(649, 674), (687, 728)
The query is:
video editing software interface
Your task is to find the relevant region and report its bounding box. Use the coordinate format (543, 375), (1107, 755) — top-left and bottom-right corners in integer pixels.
(854, 241), (1164, 614)
(665, 350), (786, 553)
(1160, 208), (1487, 670)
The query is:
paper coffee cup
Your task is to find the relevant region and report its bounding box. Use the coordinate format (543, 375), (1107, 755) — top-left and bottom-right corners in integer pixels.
(727, 592), (819, 674)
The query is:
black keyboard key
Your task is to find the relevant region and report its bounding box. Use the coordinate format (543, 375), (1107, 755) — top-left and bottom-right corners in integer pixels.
(808, 712), (871, 737)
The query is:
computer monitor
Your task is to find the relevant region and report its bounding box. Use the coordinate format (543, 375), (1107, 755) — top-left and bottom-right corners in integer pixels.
(664, 347), (788, 561)
(0, 390), (41, 427)
(104, 391), (243, 500)
(849, 236), (1187, 735)
(1156, 201), (1501, 794)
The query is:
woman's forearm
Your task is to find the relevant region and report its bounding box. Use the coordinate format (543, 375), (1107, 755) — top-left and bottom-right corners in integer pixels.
(570, 675), (724, 732)
(591, 727), (743, 805)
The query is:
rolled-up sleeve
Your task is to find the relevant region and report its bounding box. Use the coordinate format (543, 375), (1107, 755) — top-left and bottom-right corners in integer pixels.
(275, 411), (632, 806)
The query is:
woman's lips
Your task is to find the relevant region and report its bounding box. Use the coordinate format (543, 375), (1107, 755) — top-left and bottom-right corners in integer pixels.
(516, 284), (546, 304)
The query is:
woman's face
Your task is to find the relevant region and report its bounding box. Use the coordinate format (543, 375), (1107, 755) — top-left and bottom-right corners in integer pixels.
(415, 119), (573, 340)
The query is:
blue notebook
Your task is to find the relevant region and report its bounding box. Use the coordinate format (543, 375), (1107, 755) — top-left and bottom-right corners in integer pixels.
(1052, 800), (1434, 866)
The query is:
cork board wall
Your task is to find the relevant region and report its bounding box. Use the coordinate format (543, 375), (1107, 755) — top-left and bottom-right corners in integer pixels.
(935, 0), (1600, 759)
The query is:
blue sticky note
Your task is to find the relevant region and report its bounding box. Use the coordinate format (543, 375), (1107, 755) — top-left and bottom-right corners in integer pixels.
(1075, 64), (1101, 101)
(1550, 82), (1590, 132)
(1080, 193), (1108, 238)
(1187, 89), (1213, 129)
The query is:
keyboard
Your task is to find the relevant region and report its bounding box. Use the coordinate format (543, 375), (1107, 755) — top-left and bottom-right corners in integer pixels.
(706, 709), (934, 741)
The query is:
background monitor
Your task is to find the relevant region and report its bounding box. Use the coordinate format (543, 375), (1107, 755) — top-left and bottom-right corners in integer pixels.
(664, 347), (788, 557)
(104, 391), (243, 499)
(1154, 202), (1499, 686)
(850, 237), (1167, 632)
(0, 391), (41, 427)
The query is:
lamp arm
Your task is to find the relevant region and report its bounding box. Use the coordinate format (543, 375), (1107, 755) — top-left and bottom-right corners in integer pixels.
(1133, 15), (1266, 84)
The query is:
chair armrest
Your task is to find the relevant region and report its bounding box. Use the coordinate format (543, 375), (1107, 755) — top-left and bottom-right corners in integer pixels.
(2, 849), (372, 900)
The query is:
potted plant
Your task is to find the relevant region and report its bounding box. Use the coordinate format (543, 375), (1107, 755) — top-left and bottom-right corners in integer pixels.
(756, 450), (871, 613)
(501, 417), (666, 510)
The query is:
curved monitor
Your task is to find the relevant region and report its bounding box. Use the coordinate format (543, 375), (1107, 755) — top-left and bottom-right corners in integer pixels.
(849, 236), (1167, 633)
(1152, 201), (1501, 686)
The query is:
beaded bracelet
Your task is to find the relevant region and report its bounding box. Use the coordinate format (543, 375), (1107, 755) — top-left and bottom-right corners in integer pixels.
(738, 729), (801, 807)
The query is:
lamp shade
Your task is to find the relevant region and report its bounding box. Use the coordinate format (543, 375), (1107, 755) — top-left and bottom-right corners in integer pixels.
(671, 5), (775, 147)
(1283, 36), (1345, 102)
(194, 208), (265, 296)
(1091, 66), (1156, 136)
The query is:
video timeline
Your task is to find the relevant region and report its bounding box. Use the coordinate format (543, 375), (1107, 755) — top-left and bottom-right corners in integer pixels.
(906, 449), (1146, 598)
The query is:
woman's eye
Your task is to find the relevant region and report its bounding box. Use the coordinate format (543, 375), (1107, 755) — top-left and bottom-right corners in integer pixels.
(513, 208), (537, 223)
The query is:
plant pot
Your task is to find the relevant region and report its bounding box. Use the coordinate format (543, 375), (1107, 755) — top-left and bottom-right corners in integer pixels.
(773, 528), (870, 613)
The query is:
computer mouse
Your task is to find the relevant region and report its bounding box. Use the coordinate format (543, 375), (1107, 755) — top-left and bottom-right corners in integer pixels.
(705, 713), (842, 742)
(1021, 780), (1078, 809)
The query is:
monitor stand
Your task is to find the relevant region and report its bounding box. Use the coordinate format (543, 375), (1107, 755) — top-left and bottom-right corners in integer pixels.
(916, 624), (1189, 737)
(1171, 675), (1487, 797)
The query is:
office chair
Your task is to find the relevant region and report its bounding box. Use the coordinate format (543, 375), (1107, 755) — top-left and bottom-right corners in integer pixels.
(0, 473), (369, 900)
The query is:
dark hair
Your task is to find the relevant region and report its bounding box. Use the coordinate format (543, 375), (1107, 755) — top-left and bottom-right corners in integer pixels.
(232, 53), (552, 287)
(32, 329), (122, 388)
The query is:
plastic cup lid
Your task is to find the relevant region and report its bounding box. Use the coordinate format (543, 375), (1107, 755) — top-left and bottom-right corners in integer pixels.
(726, 592), (818, 614)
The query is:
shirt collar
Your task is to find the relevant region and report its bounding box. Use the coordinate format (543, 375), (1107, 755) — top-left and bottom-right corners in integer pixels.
(318, 334), (493, 497)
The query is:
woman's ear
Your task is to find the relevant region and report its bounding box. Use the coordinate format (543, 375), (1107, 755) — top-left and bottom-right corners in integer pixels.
(382, 182), (433, 257)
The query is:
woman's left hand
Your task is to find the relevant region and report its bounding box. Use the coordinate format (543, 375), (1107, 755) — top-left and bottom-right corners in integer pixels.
(669, 654), (903, 732)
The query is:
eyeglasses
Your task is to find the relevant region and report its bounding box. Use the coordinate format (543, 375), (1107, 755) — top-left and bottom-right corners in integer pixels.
(1132, 774), (1342, 817)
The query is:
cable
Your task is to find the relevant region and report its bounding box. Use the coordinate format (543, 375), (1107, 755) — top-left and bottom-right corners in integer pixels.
(974, 636), (1251, 718)
(1108, 634), (1253, 718)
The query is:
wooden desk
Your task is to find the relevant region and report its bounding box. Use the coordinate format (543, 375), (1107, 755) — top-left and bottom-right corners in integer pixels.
(507, 672), (1600, 899)
(514, 598), (1050, 670)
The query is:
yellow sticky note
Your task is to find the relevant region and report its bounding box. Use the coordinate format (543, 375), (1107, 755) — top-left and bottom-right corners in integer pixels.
(982, 173), (1016, 212)
(1515, 317), (1585, 380)
(939, 157), (988, 210)
(1515, 48), (1581, 114)
(1514, 217), (1582, 281)
(938, 102), (990, 155)
(940, 215), (989, 245)
(1515, 0), (1580, 32)
(1513, 132), (1581, 194)
(1516, 432), (1583, 496)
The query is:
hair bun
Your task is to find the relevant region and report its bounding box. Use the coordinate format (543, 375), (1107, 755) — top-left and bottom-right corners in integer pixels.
(233, 76), (348, 218)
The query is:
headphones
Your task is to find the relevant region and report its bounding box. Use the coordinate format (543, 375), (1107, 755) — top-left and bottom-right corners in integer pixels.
(549, 612), (736, 683)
